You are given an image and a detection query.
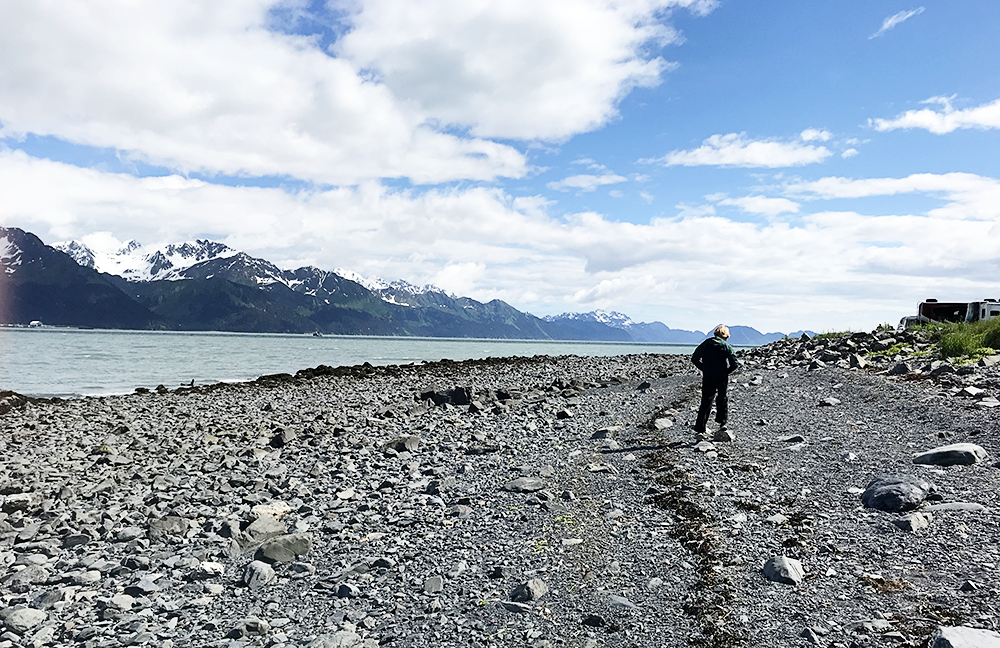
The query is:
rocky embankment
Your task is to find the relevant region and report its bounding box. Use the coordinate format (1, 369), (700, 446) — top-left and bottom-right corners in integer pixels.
(1, 333), (999, 648)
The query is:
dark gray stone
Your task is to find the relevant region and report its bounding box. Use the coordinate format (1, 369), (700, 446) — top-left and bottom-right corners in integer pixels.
(913, 443), (988, 466)
(861, 475), (935, 512)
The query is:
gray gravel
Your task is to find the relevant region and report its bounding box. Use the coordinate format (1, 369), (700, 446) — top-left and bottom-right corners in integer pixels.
(0, 331), (999, 647)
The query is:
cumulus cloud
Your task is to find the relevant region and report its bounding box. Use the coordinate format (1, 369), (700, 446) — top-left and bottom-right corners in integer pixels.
(649, 133), (832, 168)
(5, 151), (1000, 332)
(335, 0), (716, 140)
(788, 172), (1000, 221)
(0, 0), (716, 185)
(547, 173), (627, 192)
(715, 195), (800, 217)
(800, 128), (832, 142)
(871, 96), (1000, 134)
(869, 7), (925, 39)
(841, 148), (859, 158)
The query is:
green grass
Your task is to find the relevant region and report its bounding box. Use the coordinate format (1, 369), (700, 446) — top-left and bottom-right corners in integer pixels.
(814, 330), (855, 340)
(920, 319), (1000, 359)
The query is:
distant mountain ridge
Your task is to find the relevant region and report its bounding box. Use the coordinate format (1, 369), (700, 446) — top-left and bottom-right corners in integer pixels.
(0, 226), (802, 343)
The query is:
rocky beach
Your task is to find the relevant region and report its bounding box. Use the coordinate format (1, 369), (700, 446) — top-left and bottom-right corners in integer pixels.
(1, 329), (999, 648)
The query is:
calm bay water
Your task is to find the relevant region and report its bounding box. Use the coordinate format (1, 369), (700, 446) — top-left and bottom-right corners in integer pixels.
(0, 327), (702, 398)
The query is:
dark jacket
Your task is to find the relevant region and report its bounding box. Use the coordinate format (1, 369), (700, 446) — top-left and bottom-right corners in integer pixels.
(692, 336), (740, 381)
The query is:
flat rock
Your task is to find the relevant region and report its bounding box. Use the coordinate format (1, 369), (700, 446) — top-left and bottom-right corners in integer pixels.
(892, 511), (933, 532)
(1, 607), (47, 633)
(925, 502), (987, 513)
(861, 475), (935, 512)
(929, 626), (1000, 648)
(255, 532), (313, 563)
(913, 443), (988, 466)
(763, 555), (804, 585)
(503, 477), (545, 493)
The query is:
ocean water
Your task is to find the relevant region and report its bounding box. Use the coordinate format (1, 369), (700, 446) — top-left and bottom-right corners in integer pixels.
(0, 327), (705, 398)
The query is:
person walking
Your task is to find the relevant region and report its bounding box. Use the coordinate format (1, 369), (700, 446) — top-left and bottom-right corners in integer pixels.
(691, 324), (740, 436)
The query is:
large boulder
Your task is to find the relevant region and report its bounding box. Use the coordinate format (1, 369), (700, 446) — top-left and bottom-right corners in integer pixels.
(861, 475), (935, 512)
(913, 443), (988, 466)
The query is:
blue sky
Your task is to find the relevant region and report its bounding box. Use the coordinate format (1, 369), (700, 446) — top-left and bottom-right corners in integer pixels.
(2, 1), (999, 332)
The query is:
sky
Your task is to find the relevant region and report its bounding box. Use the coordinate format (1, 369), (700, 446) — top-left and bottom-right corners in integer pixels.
(2, 1), (1000, 334)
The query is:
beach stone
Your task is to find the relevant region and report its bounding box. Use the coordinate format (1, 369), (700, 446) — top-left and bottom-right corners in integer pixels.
(819, 397), (840, 406)
(889, 362), (911, 375)
(1, 607), (47, 633)
(255, 533), (313, 563)
(423, 575), (444, 594)
(913, 443), (987, 466)
(251, 501), (292, 520)
(503, 477), (545, 493)
(242, 561), (276, 590)
(713, 428), (735, 442)
(510, 578), (548, 602)
(229, 617), (271, 638)
(861, 475), (935, 512)
(653, 418), (673, 430)
(763, 556), (804, 585)
(928, 626), (1000, 648)
(245, 515), (287, 542)
(385, 436), (420, 453)
(307, 631), (363, 648)
(925, 502), (986, 513)
(892, 511), (933, 532)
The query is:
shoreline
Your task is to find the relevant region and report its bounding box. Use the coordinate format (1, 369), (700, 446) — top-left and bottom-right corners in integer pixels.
(1, 338), (997, 646)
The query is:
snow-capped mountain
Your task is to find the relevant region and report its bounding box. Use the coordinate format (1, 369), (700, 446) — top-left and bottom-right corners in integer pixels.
(54, 238), (240, 282)
(543, 309), (635, 328)
(54, 237), (452, 308)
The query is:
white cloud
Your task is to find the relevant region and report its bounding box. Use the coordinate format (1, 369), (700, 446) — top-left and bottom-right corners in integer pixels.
(871, 96), (1000, 134)
(788, 172), (1000, 221)
(640, 191), (654, 204)
(800, 128), (832, 142)
(6, 151), (1000, 332)
(547, 173), (627, 192)
(321, 0), (717, 141)
(841, 148), (859, 158)
(869, 7), (925, 39)
(715, 195), (800, 217)
(0, 0), (716, 185)
(651, 133), (832, 168)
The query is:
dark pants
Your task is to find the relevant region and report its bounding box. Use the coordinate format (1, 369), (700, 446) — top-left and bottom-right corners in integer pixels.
(695, 377), (728, 432)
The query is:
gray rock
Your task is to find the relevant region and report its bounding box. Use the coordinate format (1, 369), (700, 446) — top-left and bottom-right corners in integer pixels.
(244, 515), (288, 543)
(308, 631), (363, 648)
(925, 502), (987, 513)
(1, 607), (47, 633)
(889, 362), (911, 375)
(423, 575), (444, 594)
(503, 477), (545, 493)
(928, 626), (1000, 648)
(713, 428), (735, 442)
(510, 578), (548, 602)
(818, 397), (841, 406)
(762, 556), (804, 585)
(861, 475), (935, 512)
(892, 511), (933, 532)
(255, 533), (313, 563)
(241, 560), (276, 591)
(385, 435), (421, 453)
(913, 443), (988, 466)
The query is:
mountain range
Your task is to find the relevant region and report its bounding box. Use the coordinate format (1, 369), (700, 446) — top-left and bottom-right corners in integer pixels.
(0, 226), (800, 344)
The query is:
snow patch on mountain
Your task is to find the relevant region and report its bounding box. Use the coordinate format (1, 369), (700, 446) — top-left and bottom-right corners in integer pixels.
(0, 234), (22, 274)
(544, 310), (636, 328)
(54, 236), (239, 281)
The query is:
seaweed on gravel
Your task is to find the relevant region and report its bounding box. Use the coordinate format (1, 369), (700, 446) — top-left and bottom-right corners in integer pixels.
(643, 449), (745, 647)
